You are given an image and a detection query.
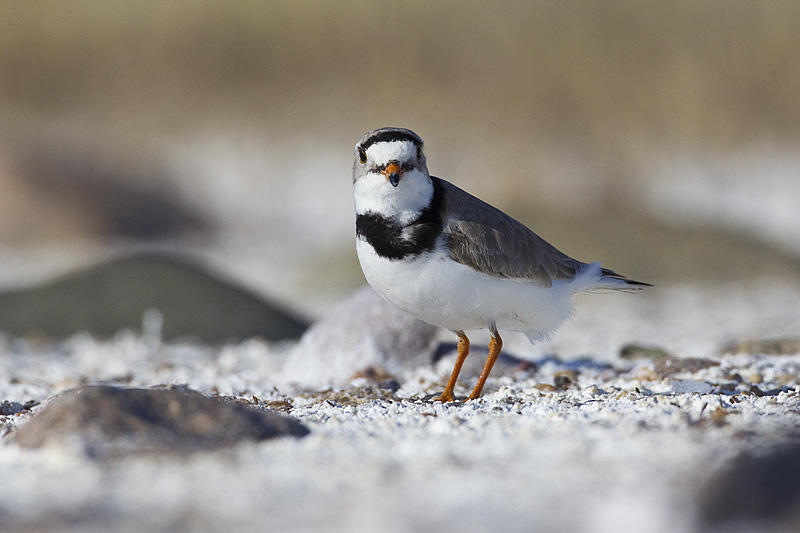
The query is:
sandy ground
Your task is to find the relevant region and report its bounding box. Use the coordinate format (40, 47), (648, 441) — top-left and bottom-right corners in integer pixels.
(1, 280), (799, 533)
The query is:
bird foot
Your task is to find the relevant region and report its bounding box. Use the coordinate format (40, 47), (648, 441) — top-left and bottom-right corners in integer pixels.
(436, 390), (455, 402)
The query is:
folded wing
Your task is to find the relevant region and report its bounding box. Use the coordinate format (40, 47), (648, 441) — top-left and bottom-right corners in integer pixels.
(435, 177), (585, 288)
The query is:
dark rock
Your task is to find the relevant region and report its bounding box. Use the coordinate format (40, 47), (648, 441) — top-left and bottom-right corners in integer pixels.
(715, 382), (738, 393)
(698, 439), (800, 529)
(0, 253), (308, 343)
(22, 399), (40, 410)
(553, 376), (572, 390)
(727, 372), (744, 383)
(619, 343), (671, 360)
(653, 357), (719, 378)
(553, 370), (577, 390)
(351, 366), (402, 393)
(720, 336), (800, 356)
(0, 401), (23, 415)
(13, 386), (309, 457)
(379, 379), (402, 392)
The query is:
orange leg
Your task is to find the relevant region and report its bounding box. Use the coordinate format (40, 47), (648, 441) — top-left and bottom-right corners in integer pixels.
(437, 332), (470, 402)
(468, 330), (502, 400)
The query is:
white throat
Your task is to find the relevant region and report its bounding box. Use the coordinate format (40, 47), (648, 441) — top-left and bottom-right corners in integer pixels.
(354, 168), (433, 224)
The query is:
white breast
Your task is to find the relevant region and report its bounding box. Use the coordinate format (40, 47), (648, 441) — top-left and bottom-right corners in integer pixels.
(355, 238), (577, 341)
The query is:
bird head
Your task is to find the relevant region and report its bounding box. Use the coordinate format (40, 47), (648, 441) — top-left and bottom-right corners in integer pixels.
(352, 127), (433, 222)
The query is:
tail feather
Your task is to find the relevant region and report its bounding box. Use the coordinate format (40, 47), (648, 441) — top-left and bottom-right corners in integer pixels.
(599, 267), (653, 288)
(577, 264), (652, 292)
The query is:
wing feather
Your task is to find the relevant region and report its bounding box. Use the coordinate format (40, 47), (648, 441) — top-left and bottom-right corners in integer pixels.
(434, 177), (585, 287)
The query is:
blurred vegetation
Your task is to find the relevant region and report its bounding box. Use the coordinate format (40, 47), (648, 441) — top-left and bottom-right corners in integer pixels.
(0, 253), (308, 342)
(2, 1), (798, 148)
(1, 1), (799, 290)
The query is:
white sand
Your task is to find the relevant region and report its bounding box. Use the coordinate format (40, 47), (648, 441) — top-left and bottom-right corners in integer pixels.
(1, 280), (799, 533)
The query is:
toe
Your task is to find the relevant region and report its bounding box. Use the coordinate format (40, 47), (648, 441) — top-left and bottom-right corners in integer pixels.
(437, 391), (455, 402)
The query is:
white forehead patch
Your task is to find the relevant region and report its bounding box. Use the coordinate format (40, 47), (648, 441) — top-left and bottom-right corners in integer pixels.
(366, 140), (417, 166)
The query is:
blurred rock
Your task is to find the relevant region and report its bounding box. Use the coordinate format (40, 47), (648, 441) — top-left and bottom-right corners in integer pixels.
(698, 439), (800, 530)
(776, 373), (799, 386)
(13, 386), (309, 458)
(619, 343), (671, 360)
(282, 286), (438, 387)
(0, 400), (23, 415)
(0, 253), (308, 342)
(0, 142), (207, 243)
(653, 357), (719, 378)
(554, 370), (578, 390)
(720, 336), (800, 356)
(666, 379), (713, 394)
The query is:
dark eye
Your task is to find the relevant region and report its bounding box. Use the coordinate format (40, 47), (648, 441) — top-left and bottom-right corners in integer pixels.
(358, 147), (367, 164)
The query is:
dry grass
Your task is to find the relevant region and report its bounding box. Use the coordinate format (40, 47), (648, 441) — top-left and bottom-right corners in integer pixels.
(2, 0), (799, 149)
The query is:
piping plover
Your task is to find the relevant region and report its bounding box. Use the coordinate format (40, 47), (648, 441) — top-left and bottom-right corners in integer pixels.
(353, 127), (650, 401)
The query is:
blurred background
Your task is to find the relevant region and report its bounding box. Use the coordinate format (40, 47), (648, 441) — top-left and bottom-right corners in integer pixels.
(1, 0), (799, 320)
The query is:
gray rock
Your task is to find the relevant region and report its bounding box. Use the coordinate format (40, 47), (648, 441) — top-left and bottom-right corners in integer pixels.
(283, 286), (438, 386)
(0, 401), (23, 415)
(667, 379), (713, 394)
(720, 336), (800, 356)
(12, 386), (309, 458)
(698, 439), (800, 530)
(653, 357), (719, 378)
(0, 253), (308, 343)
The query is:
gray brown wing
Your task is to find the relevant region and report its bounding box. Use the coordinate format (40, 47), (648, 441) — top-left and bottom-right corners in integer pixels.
(435, 177), (585, 287)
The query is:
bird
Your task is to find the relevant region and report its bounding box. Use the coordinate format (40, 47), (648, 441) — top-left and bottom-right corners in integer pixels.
(352, 127), (651, 401)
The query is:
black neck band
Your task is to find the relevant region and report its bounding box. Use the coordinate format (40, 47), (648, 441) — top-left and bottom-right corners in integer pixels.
(356, 178), (443, 260)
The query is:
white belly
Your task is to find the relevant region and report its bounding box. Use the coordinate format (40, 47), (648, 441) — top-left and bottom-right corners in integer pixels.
(355, 238), (576, 340)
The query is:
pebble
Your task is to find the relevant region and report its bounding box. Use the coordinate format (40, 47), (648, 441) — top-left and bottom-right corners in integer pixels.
(710, 407), (727, 426)
(668, 379), (714, 394)
(633, 367), (659, 381)
(553, 370), (577, 390)
(654, 357), (720, 378)
(619, 343), (671, 360)
(0, 401), (23, 415)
